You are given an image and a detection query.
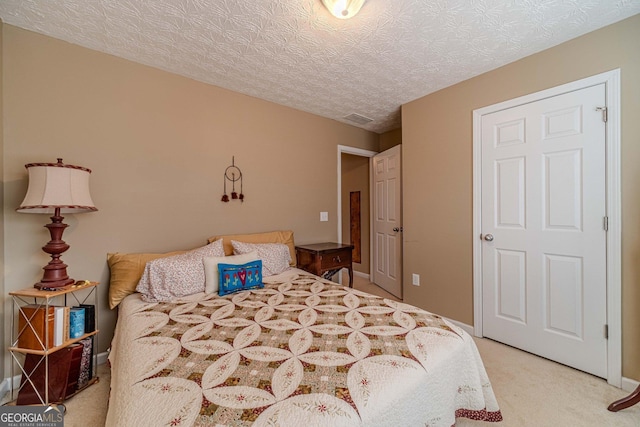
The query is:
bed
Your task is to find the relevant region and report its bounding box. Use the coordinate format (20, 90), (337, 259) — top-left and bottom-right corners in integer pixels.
(105, 231), (502, 426)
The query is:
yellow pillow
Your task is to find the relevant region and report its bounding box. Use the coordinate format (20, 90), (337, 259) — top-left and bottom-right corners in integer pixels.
(207, 230), (296, 266)
(107, 250), (185, 309)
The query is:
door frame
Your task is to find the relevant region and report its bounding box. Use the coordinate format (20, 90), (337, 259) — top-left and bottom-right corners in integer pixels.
(472, 69), (621, 386)
(337, 145), (378, 282)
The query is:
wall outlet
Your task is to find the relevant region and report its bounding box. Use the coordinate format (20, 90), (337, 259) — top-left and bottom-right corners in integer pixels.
(320, 211), (329, 222)
(412, 273), (420, 286)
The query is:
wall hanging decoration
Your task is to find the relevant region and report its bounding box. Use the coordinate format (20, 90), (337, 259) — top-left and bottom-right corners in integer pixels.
(221, 156), (244, 202)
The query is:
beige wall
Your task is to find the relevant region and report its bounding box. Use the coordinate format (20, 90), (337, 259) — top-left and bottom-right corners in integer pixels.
(402, 14), (640, 381)
(1, 25), (379, 369)
(341, 153), (370, 274)
(379, 128), (402, 152)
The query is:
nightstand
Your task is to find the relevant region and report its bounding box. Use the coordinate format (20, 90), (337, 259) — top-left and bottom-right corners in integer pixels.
(9, 281), (99, 406)
(295, 242), (354, 287)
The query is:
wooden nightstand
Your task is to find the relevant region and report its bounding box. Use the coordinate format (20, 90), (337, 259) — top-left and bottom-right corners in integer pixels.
(295, 242), (354, 287)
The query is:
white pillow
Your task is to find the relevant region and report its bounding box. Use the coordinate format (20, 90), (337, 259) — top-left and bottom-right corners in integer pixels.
(136, 239), (225, 303)
(203, 251), (259, 294)
(231, 241), (291, 277)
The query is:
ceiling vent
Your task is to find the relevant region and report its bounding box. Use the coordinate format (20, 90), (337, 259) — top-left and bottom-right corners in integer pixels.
(344, 113), (373, 125)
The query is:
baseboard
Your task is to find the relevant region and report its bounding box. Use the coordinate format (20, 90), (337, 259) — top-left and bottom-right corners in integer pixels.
(353, 271), (369, 280)
(622, 376), (640, 393)
(96, 350), (109, 366)
(0, 377), (13, 397)
(444, 317), (474, 336)
(1, 351), (109, 398)
(0, 372), (22, 398)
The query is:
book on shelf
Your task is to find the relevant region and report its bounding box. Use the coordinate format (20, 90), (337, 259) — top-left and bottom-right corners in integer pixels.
(69, 307), (85, 339)
(63, 307), (70, 343)
(17, 343), (84, 405)
(65, 343), (85, 397)
(17, 304), (55, 350)
(86, 335), (94, 383)
(79, 304), (95, 333)
(53, 306), (63, 347)
(53, 306), (71, 347)
(77, 337), (93, 388)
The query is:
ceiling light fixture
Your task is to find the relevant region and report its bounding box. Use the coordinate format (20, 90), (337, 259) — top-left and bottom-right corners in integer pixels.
(322, 0), (365, 19)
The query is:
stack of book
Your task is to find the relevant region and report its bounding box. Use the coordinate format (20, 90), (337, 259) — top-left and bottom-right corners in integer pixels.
(17, 304), (96, 350)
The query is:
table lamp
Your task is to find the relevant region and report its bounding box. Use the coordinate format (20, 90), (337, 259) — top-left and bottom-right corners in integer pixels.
(17, 158), (97, 289)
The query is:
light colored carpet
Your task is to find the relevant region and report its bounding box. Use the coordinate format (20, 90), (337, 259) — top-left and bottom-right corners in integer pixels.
(459, 338), (639, 427)
(352, 273), (401, 300)
(3, 277), (638, 426)
(60, 363), (111, 427)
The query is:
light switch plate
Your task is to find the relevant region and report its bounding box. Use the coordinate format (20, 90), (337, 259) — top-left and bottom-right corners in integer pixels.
(320, 212), (329, 222)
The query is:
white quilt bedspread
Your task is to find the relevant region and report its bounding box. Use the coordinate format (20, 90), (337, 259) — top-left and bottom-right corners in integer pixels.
(106, 269), (501, 426)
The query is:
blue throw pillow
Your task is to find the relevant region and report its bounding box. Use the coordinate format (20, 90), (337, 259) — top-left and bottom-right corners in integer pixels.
(218, 260), (264, 296)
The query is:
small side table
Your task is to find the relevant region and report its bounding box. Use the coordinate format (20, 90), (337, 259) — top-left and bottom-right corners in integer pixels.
(295, 242), (354, 287)
(9, 281), (100, 406)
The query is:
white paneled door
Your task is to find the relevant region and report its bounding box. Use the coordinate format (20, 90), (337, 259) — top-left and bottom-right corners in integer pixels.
(372, 145), (402, 299)
(481, 84), (607, 378)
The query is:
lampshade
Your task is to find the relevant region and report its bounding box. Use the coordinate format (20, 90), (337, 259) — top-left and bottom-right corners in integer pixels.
(17, 158), (97, 214)
(322, 0), (365, 19)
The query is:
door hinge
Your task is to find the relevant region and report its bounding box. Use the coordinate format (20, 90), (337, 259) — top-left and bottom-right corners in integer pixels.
(596, 106), (608, 123)
(604, 216), (609, 232)
(604, 324), (609, 339)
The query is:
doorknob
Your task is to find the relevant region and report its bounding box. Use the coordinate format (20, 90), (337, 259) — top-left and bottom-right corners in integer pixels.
(483, 234), (494, 241)
(393, 227), (403, 232)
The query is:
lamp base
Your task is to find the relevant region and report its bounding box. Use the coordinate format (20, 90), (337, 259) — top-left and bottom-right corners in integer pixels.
(33, 209), (75, 290)
(34, 277), (75, 290)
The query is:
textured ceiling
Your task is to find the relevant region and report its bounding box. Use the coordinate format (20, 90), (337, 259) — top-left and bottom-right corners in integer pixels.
(1, 1), (639, 134)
